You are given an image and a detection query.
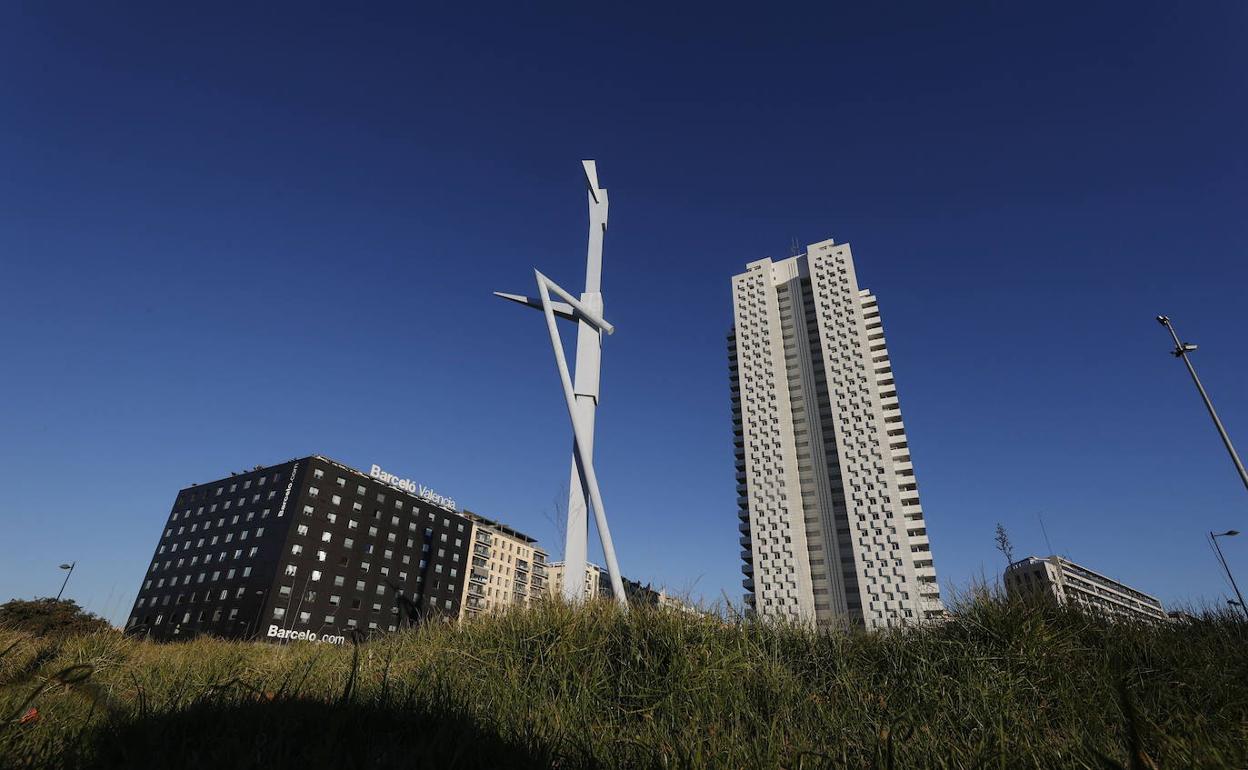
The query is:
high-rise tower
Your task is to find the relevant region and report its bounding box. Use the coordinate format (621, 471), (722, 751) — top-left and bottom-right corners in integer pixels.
(728, 238), (942, 628)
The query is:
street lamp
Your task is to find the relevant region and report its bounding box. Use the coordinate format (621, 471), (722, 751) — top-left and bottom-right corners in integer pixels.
(1210, 530), (1247, 620)
(55, 562), (76, 601)
(1156, 316), (1248, 498)
(247, 589), (268, 641)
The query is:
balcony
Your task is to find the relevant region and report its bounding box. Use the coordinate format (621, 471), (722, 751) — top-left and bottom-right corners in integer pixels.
(739, 535), (751, 548)
(740, 549), (753, 562)
(475, 531), (493, 546)
(473, 544), (491, 558)
(468, 583), (484, 597)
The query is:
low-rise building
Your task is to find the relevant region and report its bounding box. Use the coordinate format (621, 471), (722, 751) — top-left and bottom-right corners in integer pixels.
(547, 561), (684, 608)
(1004, 555), (1166, 622)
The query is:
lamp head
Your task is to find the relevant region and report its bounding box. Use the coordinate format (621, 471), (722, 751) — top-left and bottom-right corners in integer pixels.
(58, 563), (72, 570)
(1217, 530), (1240, 537)
(1156, 315), (1170, 325)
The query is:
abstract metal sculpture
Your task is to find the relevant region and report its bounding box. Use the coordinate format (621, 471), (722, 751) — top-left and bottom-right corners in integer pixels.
(494, 161), (628, 608)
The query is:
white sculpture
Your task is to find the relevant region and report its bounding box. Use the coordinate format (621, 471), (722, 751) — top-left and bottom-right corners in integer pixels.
(494, 161), (627, 608)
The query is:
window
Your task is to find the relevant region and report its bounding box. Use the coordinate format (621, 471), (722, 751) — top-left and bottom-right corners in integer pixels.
(325, 615), (336, 624)
(299, 611), (311, 624)
(375, 585), (385, 596)
(297, 524), (309, 536)
(291, 544), (304, 555)
(355, 581), (365, 592)
(334, 575), (345, 587)
(321, 532), (332, 543)
(279, 585), (292, 596)
(331, 495), (342, 506)
(348, 520), (358, 530)
(242, 566), (252, 577)
(313, 469), (324, 479)
(344, 538), (354, 548)
(316, 550), (327, 562)
(329, 595), (340, 606)
(351, 598), (362, 610)
(285, 564), (297, 577)
(311, 570), (323, 582)
(228, 608), (238, 620)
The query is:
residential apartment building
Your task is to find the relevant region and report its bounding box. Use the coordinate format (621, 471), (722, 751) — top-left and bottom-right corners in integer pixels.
(1004, 555), (1167, 622)
(546, 561), (666, 607)
(729, 238), (943, 630)
(126, 456), (470, 643)
(459, 511), (548, 619)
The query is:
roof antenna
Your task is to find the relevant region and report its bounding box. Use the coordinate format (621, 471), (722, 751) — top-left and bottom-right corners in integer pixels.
(1037, 511), (1055, 557)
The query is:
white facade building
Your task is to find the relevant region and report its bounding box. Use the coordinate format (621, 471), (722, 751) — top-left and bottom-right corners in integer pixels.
(1004, 556), (1167, 622)
(729, 238), (942, 629)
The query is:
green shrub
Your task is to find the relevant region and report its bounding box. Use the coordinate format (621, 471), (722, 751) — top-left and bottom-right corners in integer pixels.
(0, 600), (112, 639)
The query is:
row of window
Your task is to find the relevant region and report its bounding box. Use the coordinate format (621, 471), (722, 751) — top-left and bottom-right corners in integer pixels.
(158, 527), (266, 556)
(148, 547), (260, 580)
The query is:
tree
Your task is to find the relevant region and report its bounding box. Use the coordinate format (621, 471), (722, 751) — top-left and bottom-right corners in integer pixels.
(994, 523), (1015, 565)
(0, 598), (112, 636)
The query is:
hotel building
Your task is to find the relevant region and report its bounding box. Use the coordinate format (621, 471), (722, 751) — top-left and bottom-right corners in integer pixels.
(729, 238), (943, 629)
(459, 511), (549, 619)
(1004, 555), (1167, 622)
(126, 456), (471, 642)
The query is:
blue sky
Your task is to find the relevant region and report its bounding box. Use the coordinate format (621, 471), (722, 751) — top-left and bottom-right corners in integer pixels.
(1, 3), (1245, 624)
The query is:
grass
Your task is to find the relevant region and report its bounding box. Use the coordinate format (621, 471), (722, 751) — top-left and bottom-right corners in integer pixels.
(1, 594), (1245, 769)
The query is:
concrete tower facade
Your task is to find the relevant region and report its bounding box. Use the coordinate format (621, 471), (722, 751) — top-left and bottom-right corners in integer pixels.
(728, 238), (942, 629)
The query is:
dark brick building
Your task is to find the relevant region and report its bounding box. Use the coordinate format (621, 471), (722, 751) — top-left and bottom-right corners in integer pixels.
(126, 455), (471, 643)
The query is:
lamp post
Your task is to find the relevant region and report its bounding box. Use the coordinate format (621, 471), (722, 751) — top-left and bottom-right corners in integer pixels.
(1156, 316), (1248, 497)
(247, 589), (268, 641)
(1210, 530), (1247, 620)
(55, 562), (75, 601)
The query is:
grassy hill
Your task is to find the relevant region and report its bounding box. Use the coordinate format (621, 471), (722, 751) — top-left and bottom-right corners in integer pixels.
(1, 596), (1244, 768)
